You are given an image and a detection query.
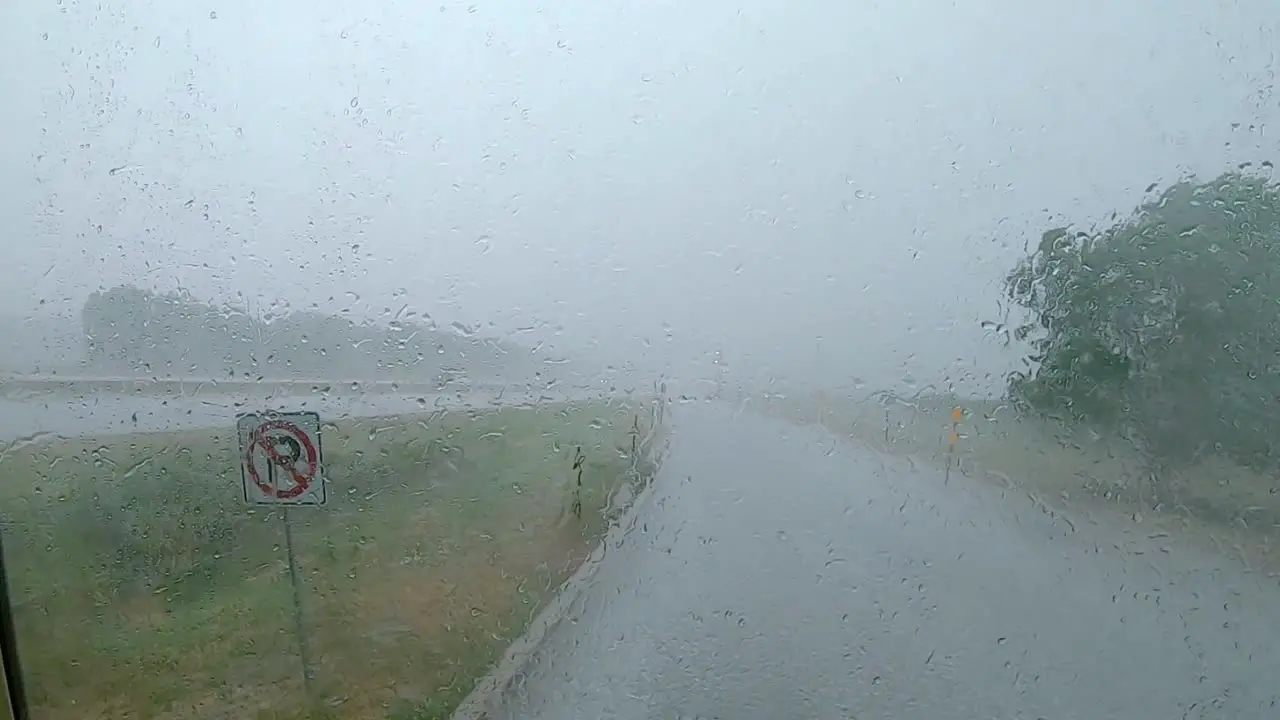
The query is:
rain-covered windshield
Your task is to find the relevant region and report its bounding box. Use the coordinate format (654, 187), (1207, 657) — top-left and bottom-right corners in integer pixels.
(2, 1), (1279, 719)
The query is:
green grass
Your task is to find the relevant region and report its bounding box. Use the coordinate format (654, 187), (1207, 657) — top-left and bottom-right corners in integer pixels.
(754, 388), (1280, 533)
(0, 398), (664, 720)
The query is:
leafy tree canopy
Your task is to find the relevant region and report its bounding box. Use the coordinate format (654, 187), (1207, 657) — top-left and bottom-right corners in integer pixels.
(1005, 170), (1280, 470)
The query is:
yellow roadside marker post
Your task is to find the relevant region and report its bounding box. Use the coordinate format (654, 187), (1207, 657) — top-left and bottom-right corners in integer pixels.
(946, 406), (962, 484)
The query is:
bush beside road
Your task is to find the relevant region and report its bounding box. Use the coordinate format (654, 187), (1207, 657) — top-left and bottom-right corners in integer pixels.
(999, 172), (1280, 516)
(0, 397), (665, 720)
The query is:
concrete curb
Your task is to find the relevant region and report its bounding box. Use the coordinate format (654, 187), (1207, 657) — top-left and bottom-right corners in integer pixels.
(449, 396), (669, 720)
(449, 476), (659, 720)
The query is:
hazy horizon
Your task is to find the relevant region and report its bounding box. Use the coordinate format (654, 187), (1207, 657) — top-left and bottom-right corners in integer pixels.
(3, 0), (1278, 393)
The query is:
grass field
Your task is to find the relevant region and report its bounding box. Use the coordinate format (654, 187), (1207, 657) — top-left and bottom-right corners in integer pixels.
(754, 388), (1280, 540)
(0, 397), (664, 720)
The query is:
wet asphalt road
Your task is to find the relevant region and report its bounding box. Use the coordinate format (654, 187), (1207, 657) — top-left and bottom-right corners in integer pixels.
(488, 401), (1278, 720)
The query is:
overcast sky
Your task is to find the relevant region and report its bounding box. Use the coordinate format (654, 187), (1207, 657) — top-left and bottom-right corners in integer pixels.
(2, 0), (1278, 393)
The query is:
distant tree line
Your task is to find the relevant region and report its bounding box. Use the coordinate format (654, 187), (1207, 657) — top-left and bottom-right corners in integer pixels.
(80, 285), (532, 381)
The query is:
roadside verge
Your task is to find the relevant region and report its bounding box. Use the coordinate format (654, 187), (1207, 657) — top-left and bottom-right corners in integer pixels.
(450, 390), (670, 720)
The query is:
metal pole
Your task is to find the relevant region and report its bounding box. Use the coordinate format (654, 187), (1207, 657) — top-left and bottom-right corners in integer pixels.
(571, 446), (585, 519)
(268, 458), (313, 699)
(282, 507), (314, 698)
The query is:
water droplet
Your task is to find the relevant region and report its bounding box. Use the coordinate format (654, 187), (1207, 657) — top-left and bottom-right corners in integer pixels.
(350, 96), (359, 108)
(209, 10), (217, 19)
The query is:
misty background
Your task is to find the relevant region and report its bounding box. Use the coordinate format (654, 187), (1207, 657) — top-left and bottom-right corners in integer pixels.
(2, 0), (1278, 394)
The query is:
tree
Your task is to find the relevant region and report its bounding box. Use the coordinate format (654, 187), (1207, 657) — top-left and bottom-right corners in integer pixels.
(80, 284), (537, 382)
(1004, 170), (1280, 474)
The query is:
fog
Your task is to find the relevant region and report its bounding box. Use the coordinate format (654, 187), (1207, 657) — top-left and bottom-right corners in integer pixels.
(2, 0), (1277, 393)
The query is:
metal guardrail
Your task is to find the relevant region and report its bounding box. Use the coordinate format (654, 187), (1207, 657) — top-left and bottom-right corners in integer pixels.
(0, 375), (672, 400)
(0, 376), (470, 397)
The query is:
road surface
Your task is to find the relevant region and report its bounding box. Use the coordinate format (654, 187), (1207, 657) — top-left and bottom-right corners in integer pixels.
(485, 400), (1278, 719)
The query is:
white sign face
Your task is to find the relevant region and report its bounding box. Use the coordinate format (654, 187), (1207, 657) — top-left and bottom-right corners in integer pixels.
(237, 411), (327, 506)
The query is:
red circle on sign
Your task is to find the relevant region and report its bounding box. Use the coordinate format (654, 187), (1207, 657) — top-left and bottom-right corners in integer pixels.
(245, 420), (319, 500)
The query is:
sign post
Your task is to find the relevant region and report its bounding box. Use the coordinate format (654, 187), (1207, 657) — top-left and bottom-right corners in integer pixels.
(237, 411), (326, 699)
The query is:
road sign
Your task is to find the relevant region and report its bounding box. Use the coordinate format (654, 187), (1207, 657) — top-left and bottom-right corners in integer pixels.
(237, 411), (326, 506)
